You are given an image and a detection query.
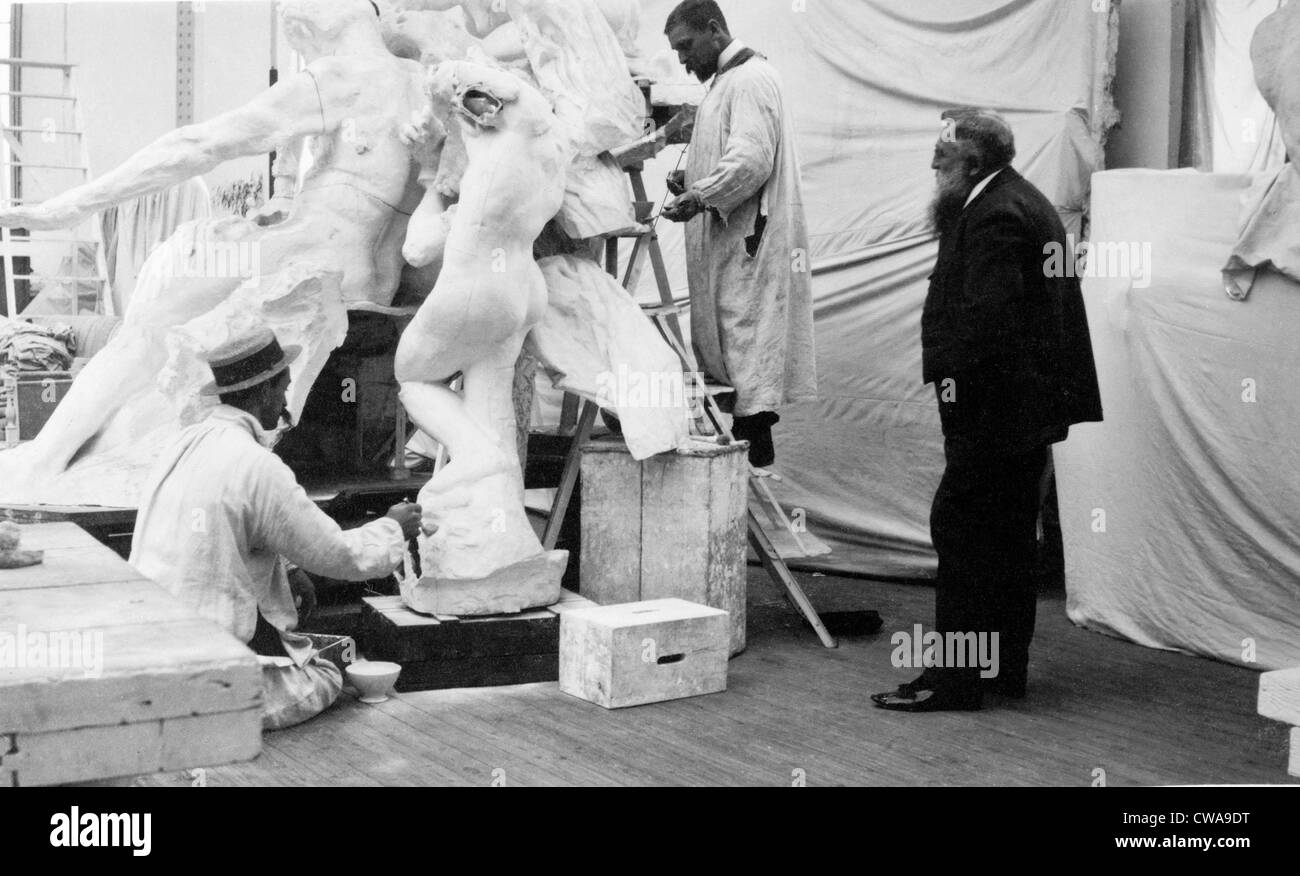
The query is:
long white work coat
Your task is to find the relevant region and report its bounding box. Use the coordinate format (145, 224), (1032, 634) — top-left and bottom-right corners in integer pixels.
(130, 405), (405, 665)
(684, 50), (818, 417)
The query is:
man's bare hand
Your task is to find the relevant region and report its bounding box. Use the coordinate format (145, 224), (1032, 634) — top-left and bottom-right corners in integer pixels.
(288, 567), (317, 622)
(666, 169), (687, 197)
(662, 190), (704, 223)
(385, 501), (423, 539)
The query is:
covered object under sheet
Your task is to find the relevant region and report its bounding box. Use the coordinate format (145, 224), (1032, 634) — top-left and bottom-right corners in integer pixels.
(628, 0), (1116, 577)
(1056, 169), (1300, 670)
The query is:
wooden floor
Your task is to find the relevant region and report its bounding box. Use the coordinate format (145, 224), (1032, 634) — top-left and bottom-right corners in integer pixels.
(141, 571), (1298, 787)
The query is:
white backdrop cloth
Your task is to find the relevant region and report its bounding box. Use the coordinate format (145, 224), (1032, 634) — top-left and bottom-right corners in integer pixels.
(1056, 169), (1300, 670)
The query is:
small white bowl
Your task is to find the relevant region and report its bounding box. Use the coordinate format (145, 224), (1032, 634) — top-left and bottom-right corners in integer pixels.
(345, 660), (401, 704)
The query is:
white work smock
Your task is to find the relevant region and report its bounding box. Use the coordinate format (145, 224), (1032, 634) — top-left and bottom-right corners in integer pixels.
(130, 405), (405, 665)
(684, 49), (818, 416)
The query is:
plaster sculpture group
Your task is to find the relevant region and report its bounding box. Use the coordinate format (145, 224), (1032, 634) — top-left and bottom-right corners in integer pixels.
(0, 0), (688, 614)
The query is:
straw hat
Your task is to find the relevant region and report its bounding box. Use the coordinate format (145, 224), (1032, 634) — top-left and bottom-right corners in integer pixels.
(200, 326), (301, 396)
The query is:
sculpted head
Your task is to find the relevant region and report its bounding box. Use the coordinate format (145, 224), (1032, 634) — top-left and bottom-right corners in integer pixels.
(280, 0), (379, 55)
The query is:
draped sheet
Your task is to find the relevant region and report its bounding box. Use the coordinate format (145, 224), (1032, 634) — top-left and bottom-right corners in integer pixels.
(99, 177), (212, 315)
(1181, 0), (1287, 174)
(1056, 169), (1300, 670)
(620, 0), (1116, 576)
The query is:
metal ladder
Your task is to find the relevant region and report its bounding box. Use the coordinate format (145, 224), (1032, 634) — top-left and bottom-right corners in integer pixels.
(1, 58), (112, 319)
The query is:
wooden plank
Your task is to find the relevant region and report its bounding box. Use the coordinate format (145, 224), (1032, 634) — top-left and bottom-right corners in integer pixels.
(1259, 667), (1300, 726)
(0, 542), (142, 591)
(579, 444), (643, 604)
(0, 578), (197, 630)
(547, 588), (596, 615)
(367, 591), (591, 617)
(394, 653), (558, 692)
(2, 707), (262, 787)
(360, 599), (559, 663)
(0, 506), (136, 530)
(708, 447), (749, 655)
(0, 619), (261, 734)
(640, 443), (749, 655)
(0, 521), (102, 552)
(640, 451), (709, 600)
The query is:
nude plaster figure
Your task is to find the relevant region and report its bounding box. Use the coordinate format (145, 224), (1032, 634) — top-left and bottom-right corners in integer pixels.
(394, 60), (569, 597)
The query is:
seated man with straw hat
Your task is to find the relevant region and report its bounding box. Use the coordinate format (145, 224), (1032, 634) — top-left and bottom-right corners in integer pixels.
(130, 326), (422, 730)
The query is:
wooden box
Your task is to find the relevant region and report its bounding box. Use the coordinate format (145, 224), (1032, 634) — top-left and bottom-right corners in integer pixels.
(580, 437), (748, 655)
(558, 598), (728, 709)
(359, 589), (594, 691)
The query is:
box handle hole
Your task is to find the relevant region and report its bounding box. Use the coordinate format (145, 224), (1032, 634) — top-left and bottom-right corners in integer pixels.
(657, 653), (685, 665)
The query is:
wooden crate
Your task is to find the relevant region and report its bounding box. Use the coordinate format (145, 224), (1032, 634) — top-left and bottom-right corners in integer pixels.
(580, 437), (748, 655)
(358, 589), (595, 691)
(558, 598), (729, 709)
(0, 522), (262, 786)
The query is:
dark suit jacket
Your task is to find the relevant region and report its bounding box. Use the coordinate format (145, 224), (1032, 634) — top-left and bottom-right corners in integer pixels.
(922, 167), (1103, 454)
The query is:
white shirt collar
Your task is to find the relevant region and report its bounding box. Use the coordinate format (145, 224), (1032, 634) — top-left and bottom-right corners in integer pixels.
(964, 168), (1004, 208)
(717, 39), (746, 73)
(211, 403), (280, 449)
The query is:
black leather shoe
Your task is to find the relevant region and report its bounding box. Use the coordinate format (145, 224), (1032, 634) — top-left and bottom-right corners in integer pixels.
(873, 686), (982, 712)
(870, 671), (936, 705)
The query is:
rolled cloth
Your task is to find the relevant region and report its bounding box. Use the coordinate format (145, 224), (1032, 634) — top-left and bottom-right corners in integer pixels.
(0, 318), (77, 372)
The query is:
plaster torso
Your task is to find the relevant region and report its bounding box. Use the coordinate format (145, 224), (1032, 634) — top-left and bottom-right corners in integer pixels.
(277, 53), (429, 305)
(432, 62), (568, 335)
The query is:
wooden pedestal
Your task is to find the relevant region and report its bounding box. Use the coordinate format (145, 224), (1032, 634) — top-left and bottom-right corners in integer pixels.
(580, 437), (749, 655)
(359, 589), (595, 692)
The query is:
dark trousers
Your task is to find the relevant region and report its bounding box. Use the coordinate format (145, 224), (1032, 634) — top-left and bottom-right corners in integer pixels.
(928, 441), (1049, 697)
(731, 411), (780, 466)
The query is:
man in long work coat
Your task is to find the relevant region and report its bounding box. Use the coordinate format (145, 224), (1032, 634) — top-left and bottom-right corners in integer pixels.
(874, 109), (1103, 712)
(661, 0), (817, 470)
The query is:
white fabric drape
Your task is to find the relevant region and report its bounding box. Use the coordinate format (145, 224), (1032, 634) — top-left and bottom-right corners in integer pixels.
(1183, 0), (1287, 173)
(99, 177), (212, 314)
(1056, 169), (1300, 670)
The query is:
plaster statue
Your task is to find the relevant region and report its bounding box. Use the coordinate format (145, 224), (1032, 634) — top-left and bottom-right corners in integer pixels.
(395, 60), (571, 612)
(1223, 1), (1300, 300)
(387, 0), (645, 237)
(393, 59), (689, 613)
(0, 0), (428, 502)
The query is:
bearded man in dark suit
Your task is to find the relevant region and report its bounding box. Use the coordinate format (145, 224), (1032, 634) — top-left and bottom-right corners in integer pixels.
(874, 108), (1103, 712)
